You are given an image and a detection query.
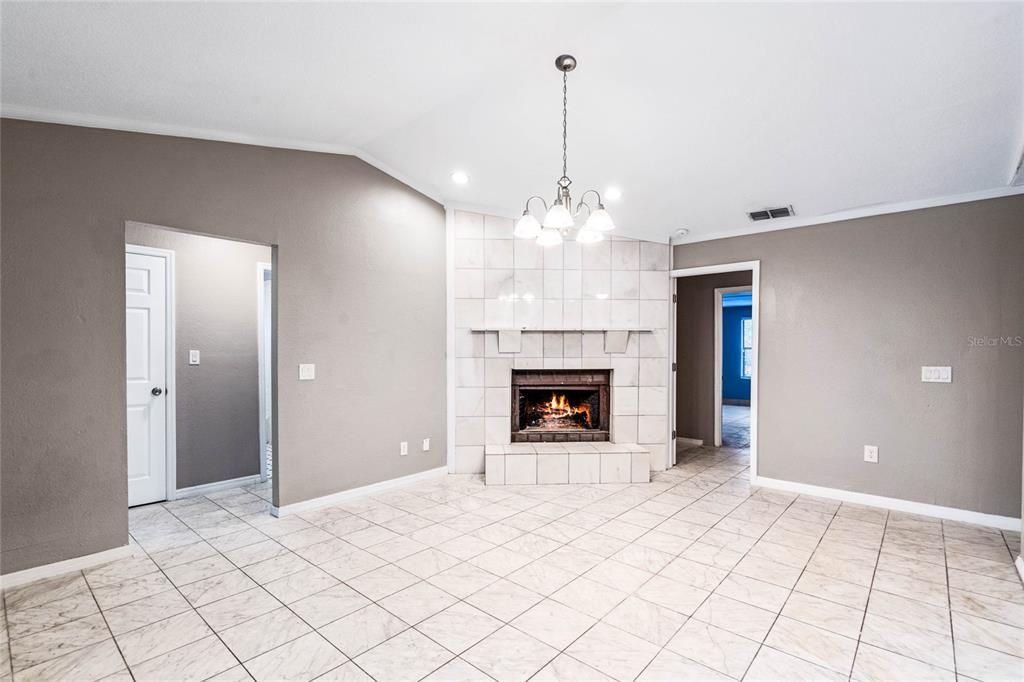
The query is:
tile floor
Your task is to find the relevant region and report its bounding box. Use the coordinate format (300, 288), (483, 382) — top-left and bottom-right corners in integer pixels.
(2, 448), (1022, 681)
(721, 405), (750, 450)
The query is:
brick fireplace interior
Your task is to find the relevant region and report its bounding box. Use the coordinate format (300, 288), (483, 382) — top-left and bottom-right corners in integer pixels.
(511, 369), (611, 442)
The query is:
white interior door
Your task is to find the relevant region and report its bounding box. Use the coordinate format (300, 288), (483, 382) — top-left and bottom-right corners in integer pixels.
(126, 251), (168, 506)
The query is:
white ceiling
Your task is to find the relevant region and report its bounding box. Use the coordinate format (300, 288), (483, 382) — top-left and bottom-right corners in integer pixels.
(3, 2), (1022, 243)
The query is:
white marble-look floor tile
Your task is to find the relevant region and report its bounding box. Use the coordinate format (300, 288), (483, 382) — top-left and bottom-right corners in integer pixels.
(354, 629), (454, 682)
(6, 441), (1022, 682)
(566, 622), (660, 682)
(665, 618), (759, 678)
(218, 607), (311, 661)
(128, 634), (236, 680)
(243, 632), (347, 682)
(318, 604), (408, 659)
(510, 599), (596, 650)
(463, 625), (558, 682)
(416, 602), (503, 654)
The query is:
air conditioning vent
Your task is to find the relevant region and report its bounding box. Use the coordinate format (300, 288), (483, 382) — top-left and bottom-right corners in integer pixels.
(748, 205), (795, 221)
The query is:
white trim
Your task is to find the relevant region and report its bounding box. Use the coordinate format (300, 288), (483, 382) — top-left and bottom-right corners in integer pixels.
(3, 106), (443, 205)
(714, 286), (752, 448)
(754, 475), (1021, 532)
(1015, 555), (1024, 584)
(256, 261), (272, 483)
(675, 437), (704, 448)
(125, 241), (177, 502)
(272, 466), (448, 517)
(445, 208), (457, 473)
(671, 261), (760, 480)
(0, 545), (132, 590)
(176, 474), (264, 499)
(667, 276), (678, 468)
(443, 200), (518, 222)
(675, 186), (1024, 245)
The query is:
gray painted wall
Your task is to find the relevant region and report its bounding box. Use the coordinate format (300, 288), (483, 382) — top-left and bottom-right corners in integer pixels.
(675, 271), (753, 444)
(124, 223), (272, 489)
(1, 119), (446, 573)
(673, 195), (1024, 517)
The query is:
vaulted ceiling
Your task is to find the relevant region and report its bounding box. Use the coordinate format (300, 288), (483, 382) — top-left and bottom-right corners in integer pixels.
(3, 2), (1021, 243)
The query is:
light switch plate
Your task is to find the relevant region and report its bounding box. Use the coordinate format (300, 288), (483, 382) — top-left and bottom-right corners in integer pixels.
(921, 366), (952, 383)
(298, 363), (316, 381)
(422, 438), (430, 452)
(864, 445), (878, 463)
(188, 350), (200, 365)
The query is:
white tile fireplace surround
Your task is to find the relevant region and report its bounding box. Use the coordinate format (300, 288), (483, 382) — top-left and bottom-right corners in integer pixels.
(450, 210), (672, 479)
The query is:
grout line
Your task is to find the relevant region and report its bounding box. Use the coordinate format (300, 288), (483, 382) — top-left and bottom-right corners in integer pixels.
(943, 517), (959, 677)
(847, 503), (889, 681)
(80, 569), (136, 681)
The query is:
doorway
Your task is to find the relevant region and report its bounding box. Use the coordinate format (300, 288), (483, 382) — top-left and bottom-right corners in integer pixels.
(125, 223), (274, 506)
(715, 287), (752, 449)
(671, 261), (760, 477)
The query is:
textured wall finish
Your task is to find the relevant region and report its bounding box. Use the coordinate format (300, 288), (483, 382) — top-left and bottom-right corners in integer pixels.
(1, 119), (446, 573)
(450, 211), (672, 473)
(673, 195), (1024, 517)
(124, 223), (272, 489)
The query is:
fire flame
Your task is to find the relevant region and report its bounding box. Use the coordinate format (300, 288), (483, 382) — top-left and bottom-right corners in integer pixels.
(543, 393), (592, 427)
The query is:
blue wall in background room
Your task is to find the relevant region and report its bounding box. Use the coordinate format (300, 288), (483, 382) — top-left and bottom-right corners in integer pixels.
(722, 304), (752, 401)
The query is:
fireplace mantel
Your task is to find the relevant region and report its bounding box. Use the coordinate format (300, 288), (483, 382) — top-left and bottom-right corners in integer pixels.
(468, 327), (654, 333)
(470, 328), (652, 354)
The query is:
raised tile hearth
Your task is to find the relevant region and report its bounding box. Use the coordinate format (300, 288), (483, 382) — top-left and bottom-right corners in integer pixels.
(485, 442), (650, 485)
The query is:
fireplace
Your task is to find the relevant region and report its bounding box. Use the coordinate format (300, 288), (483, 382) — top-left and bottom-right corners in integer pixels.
(511, 369), (611, 442)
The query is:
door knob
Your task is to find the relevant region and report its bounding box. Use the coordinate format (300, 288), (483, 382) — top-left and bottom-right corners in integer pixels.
(151, 387), (164, 396)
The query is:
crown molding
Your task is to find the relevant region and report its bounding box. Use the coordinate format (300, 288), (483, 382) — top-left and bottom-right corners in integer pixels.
(675, 185), (1024, 246)
(0, 104), (444, 204)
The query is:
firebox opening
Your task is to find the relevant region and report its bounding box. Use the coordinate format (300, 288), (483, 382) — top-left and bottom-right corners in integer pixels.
(519, 388), (600, 432)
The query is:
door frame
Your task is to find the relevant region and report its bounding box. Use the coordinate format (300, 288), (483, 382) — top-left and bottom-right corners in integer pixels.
(125, 243), (177, 502)
(669, 260), (760, 480)
(257, 261), (272, 482)
(714, 285), (753, 448)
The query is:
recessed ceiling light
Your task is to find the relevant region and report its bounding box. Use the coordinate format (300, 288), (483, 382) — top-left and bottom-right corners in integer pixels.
(605, 186), (622, 201)
(450, 170), (469, 185)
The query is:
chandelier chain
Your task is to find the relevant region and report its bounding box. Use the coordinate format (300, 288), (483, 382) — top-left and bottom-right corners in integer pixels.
(561, 70), (568, 181)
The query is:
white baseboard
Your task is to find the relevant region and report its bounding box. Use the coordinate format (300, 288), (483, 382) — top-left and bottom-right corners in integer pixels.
(753, 475), (1021, 531)
(272, 466), (448, 517)
(0, 544), (132, 590)
(176, 474), (263, 499)
(1016, 555), (1024, 584)
(676, 437), (704, 448)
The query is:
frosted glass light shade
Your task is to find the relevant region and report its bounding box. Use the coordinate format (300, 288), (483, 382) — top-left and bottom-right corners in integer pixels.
(536, 227), (564, 247)
(542, 203), (575, 229)
(514, 213), (542, 239)
(575, 228), (604, 244)
(583, 208), (615, 232)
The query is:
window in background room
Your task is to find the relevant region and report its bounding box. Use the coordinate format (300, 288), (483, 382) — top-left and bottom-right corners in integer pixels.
(741, 317), (753, 378)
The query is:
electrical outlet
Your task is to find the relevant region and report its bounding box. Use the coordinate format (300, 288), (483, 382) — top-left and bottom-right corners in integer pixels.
(400, 441), (409, 456)
(864, 445), (878, 463)
(422, 438), (430, 452)
(188, 350), (200, 365)
(298, 363), (316, 381)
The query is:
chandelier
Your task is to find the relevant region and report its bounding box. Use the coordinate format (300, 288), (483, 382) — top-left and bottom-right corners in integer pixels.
(514, 54), (615, 247)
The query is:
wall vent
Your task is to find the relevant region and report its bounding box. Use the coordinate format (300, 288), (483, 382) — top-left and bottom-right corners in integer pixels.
(748, 205), (795, 221)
